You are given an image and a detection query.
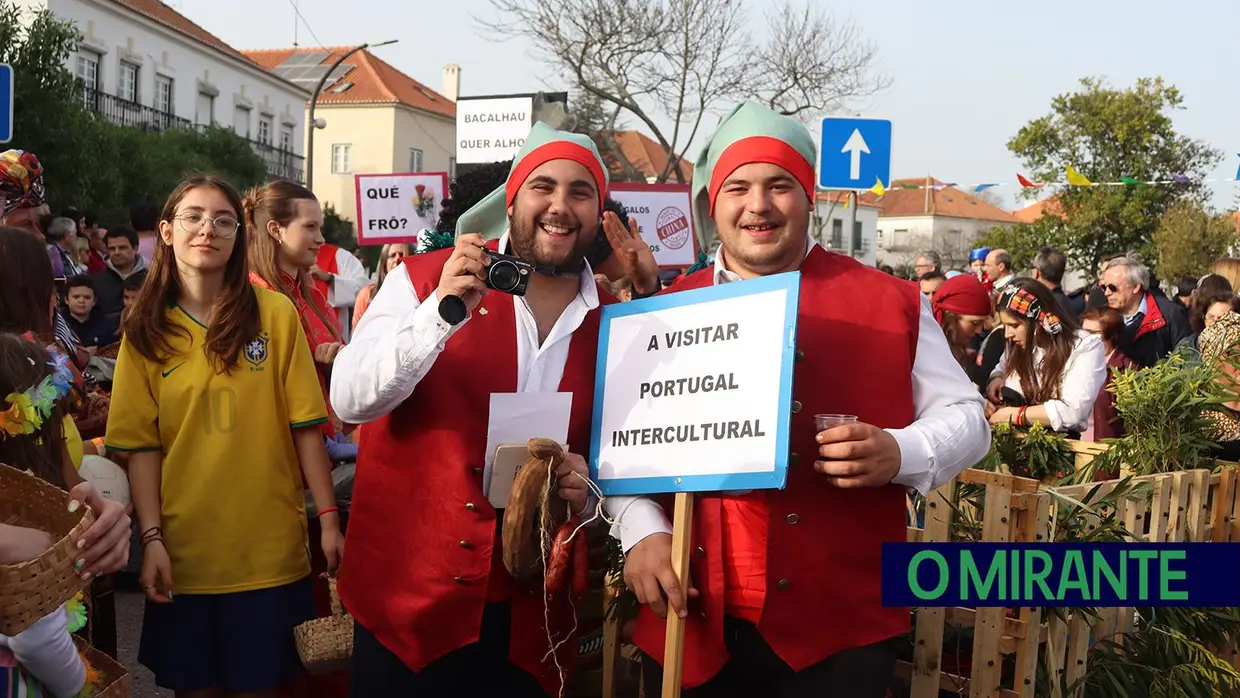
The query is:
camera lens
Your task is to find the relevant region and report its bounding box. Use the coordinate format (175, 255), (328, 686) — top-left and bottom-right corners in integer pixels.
(489, 261), (521, 291)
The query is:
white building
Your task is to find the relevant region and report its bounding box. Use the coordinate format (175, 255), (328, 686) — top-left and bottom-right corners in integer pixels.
(813, 192), (881, 267)
(18, 0), (310, 181)
(861, 177), (1019, 272)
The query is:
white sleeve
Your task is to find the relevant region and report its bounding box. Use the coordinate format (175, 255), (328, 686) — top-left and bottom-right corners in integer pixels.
(329, 264), (471, 424)
(1042, 333), (1107, 432)
(328, 247), (370, 309)
(604, 495), (673, 553)
(5, 604), (86, 698)
(887, 296), (993, 495)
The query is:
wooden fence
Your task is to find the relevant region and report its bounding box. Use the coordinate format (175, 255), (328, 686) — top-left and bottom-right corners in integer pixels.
(595, 441), (1240, 698)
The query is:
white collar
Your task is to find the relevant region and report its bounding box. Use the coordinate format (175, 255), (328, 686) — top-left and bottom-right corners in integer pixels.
(496, 231), (600, 308)
(713, 235), (817, 285)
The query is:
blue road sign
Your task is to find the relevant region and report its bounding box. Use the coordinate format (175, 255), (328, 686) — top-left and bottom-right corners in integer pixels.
(0, 65), (10, 144)
(817, 116), (892, 191)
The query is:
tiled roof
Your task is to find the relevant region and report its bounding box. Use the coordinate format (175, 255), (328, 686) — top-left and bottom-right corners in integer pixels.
(815, 191), (881, 208)
(1014, 195), (1065, 223)
(608, 131), (694, 182)
(242, 47), (455, 119)
(108, 0), (271, 72)
(859, 177), (1020, 223)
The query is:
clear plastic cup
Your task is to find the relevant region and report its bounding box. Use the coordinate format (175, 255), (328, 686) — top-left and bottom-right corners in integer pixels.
(815, 414), (858, 431)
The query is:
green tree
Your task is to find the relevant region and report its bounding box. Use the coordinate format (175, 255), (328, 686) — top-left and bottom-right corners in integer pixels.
(0, 1), (268, 223)
(1006, 77), (1222, 275)
(1152, 200), (1237, 282)
(978, 221), (1076, 273)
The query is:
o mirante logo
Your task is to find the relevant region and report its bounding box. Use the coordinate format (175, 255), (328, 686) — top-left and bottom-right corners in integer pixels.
(881, 543), (1240, 607)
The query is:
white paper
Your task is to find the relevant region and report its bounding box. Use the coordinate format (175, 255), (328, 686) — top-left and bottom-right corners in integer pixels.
(608, 185), (698, 268)
(482, 392), (573, 497)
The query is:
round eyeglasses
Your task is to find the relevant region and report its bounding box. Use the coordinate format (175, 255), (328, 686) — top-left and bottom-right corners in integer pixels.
(174, 212), (240, 239)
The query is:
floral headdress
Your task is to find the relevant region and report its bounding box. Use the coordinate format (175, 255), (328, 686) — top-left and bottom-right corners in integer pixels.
(0, 345), (75, 438)
(0, 149), (47, 216)
(997, 285), (1063, 335)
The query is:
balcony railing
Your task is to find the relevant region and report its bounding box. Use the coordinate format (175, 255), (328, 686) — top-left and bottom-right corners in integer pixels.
(82, 87), (305, 183)
(82, 86), (191, 133)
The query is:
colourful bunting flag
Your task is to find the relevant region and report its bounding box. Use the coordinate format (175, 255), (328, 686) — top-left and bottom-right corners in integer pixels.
(1120, 176), (1142, 186)
(1017, 173), (1042, 188)
(868, 178), (886, 197)
(1172, 174), (1191, 184)
(973, 183), (999, 192)
(1065, 166), (1092, 186)
(1235, 154), (1239, 181)
(899, 183), (919, 190)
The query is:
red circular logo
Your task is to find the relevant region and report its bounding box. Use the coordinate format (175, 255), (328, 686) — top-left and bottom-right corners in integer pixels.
(656, 207), (690, 250)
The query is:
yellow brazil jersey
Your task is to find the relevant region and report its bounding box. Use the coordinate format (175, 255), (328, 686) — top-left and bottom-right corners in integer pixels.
(104, 286), (329, 594)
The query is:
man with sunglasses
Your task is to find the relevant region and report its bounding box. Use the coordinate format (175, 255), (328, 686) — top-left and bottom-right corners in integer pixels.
(1101, 256), (1188, 368)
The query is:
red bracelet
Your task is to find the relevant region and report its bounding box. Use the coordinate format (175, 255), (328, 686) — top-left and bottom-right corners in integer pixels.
(317, 506), (339, 518)
(1016, 406), (1028, 427)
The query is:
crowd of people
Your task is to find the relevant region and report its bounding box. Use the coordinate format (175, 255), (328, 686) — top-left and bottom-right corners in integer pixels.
(913, 245), (1240, 465)
(2, 98), (1239, 698)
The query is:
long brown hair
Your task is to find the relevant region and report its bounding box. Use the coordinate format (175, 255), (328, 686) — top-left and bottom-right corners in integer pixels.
(123, 175), (261, 372)
(243, 180), (342, 342)
(1001, 277), (1082, 404)
(0, 333), (69, 489)
(0, 227), (56, 342)
(937, 310), (972, 370)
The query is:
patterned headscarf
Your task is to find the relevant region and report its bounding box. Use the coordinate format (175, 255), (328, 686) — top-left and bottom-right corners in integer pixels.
(0, 150), (47, 216)
(997, 285), (1063, 335)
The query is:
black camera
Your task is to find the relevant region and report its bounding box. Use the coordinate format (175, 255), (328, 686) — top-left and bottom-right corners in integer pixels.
(484, 251), (534, 296)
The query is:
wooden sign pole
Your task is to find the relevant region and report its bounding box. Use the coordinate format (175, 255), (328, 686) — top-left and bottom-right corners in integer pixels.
(661, 491), (695, 697)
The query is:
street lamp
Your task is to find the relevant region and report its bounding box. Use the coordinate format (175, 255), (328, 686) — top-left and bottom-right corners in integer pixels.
(305, 39), (398, 190)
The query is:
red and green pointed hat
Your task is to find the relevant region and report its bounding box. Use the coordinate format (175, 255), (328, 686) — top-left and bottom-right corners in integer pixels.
(454, 122), (609, 242)
(691, 101), (817, 252)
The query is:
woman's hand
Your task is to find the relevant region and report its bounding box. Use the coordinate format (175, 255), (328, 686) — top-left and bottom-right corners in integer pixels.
(314, 342), (344, 365)
(602, 212), (660, 296)
(989, 406), (1016, 425)
(140, 540), (174, 603)
(320, 514), (345, 576)
(68, 481), (131, 577)
(985, 378), (1005, 404)
(0, 524), (54, 565)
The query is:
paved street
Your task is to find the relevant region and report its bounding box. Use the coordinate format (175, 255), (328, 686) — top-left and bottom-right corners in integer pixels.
(114, 580), (171, 698)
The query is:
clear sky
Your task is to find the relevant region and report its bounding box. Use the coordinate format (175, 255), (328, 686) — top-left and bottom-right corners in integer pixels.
(183, 0), (1239, 212)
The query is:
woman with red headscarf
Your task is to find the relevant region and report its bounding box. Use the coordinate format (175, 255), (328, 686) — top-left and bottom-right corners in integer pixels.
(931, 273), (992, 372)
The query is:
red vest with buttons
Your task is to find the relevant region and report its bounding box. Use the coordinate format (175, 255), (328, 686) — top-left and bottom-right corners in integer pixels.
(338, 239), (614, 696)
(632, 246), (918, 688)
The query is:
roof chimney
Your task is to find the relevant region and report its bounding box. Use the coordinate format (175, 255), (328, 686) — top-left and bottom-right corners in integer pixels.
(442, 63), (460, 102)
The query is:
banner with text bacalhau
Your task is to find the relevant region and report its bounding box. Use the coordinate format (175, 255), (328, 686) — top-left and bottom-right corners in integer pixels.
(589, 272), (801, 496)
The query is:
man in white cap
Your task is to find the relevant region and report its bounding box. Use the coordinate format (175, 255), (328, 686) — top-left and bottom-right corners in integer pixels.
(330, 123), (619, 696)
(609, 102), (991, 696)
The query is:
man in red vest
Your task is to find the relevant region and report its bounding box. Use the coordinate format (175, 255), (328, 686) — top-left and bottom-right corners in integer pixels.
(608, 102), (992, 696)
(329, 123), (618, 696)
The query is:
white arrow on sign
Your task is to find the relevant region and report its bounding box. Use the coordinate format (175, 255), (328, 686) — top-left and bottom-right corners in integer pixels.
(841, 129), (870, 180)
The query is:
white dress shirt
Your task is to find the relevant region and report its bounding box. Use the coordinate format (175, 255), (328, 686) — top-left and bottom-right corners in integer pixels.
(325, 246), (370, 343)
(989, 329), (1107, 433)
(602, 238), (993, 553)
(330, 231), (600, 428)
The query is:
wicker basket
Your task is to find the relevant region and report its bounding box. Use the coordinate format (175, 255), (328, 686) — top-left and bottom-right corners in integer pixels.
(73, 635), (132, 698)
(294, 576), (353, 674)
(0, 463), (97, 636)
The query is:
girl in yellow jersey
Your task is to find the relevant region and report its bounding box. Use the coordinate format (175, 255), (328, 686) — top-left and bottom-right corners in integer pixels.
(104, 175), (344, 698)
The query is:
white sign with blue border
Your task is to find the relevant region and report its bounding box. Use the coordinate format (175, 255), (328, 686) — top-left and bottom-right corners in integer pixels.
(589, 272), (801, 496)
(817, 116), (892, 191)
(0, 64), (12, 145)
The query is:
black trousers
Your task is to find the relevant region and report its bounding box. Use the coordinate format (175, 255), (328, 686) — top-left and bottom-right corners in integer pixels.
(349, 602), (548, 697)
(639, 616), (898, 698)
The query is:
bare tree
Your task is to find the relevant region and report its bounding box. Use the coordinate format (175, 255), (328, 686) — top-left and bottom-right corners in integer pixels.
(477, 0), (889, 184)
